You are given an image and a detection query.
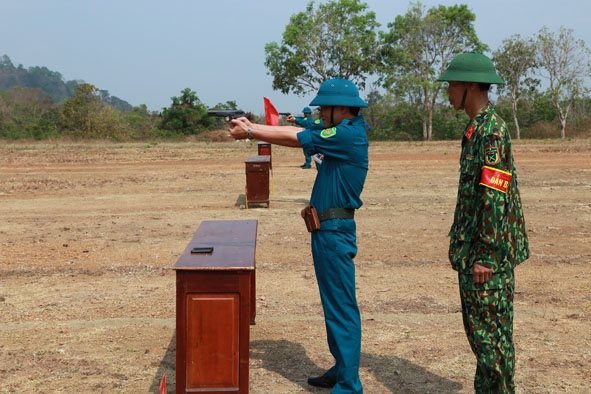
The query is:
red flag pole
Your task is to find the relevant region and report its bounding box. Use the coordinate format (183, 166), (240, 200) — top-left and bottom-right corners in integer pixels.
(263, 97), (278, 192)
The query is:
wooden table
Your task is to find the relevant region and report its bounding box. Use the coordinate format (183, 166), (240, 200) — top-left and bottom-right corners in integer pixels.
(174, 220), (257, 394)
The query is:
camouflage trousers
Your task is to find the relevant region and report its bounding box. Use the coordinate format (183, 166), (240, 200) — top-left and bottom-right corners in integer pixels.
(459, 278), (515, 394)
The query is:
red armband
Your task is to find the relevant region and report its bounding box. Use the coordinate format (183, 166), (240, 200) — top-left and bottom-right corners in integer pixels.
(480, 166), (512, 193)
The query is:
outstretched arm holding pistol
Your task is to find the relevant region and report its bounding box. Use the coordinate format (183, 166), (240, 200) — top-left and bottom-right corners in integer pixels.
(229, 117), (304, 148)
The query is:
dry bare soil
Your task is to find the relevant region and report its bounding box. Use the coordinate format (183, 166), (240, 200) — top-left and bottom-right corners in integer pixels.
(0, 139), (589, 394)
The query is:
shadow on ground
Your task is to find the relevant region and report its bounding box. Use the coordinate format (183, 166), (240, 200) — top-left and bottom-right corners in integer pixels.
(250, 339), (463, 393)
(151, 337), (463, 393)
(149, 333), (176, 394)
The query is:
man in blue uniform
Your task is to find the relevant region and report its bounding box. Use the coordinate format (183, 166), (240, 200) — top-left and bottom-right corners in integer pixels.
(229, 78), (368, 394)
(287, 106), (325, 168)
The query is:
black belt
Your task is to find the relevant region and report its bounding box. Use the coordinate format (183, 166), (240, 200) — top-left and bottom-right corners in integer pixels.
(317, 208), (355, 222)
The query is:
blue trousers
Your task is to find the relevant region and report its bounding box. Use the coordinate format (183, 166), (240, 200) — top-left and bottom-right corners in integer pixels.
(304, 153), (312, 166)
(311, 225), (363, 393)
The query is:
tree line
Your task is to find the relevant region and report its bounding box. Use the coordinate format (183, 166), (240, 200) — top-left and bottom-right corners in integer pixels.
(265, 1), (591, 140)
(1, 1), (590, 141)
(0, 55), (242, 141)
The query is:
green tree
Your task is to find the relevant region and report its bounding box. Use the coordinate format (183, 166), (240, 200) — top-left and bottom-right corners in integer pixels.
(0, 55), (20, 89)
(124, 104), (158, 138)
(570, 96), (591, 128)
(537, 26), (591, 139)
(27, 66), (73, 103)
(0, 86), (57, 139)
(158, 88), (211, 135)
(0, 55), (80, 103)
(383, 99), (424, 140)
(379, 2), (485, 140)
(99, 89), (132, 112)
(364, 89), (387, 134)
(531, 90), (558, 122)
(264, 0), (380, 95)
(60, 83), (105, 137)
(493, 35), (539, 139)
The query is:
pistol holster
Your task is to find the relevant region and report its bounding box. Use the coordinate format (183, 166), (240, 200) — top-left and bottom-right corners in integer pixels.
(301, 205), (321, 232)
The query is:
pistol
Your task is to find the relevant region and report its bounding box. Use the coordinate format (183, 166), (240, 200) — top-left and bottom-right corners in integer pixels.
(207, 110), (246, 120)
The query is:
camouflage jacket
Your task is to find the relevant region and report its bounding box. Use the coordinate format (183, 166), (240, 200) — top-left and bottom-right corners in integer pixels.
(448, 103), (529, 288)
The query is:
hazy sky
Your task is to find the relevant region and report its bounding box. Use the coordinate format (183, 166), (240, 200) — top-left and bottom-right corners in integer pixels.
(2, 0), (589, 115)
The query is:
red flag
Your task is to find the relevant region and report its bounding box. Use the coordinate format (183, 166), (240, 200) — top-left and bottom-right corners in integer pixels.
(264, 97), (279, 126)
(159, 373), (167, 394)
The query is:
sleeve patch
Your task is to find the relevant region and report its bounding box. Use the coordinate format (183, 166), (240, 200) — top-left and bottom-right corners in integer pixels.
(320, 127), (337, 138)
(485, 146), (500, 165)
(480, 166), (512, 193)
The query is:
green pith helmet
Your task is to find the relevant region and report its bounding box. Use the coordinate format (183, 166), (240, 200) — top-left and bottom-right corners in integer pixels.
(309, 78), (368, 108)
(302, 106), (312, 114)
(438, 52), (505, 85)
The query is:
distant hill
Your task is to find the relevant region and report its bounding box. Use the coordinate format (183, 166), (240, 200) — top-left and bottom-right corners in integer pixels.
(0, 54), (132, 111)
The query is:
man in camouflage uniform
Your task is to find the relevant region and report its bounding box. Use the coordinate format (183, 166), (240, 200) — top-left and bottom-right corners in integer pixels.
(438, 52), (530, 393)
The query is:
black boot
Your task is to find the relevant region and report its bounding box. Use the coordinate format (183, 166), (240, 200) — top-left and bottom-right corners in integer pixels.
(307, 373), (336, 388)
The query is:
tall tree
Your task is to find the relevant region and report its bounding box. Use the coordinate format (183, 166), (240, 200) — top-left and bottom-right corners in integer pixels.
(0, 55), (18, 89)
(264, 0), (380, 95)
(379, 2), (486, 140)
(493, 35), (539, 139)
(536, 26), (591, 139)
(60, 83), (104, 136)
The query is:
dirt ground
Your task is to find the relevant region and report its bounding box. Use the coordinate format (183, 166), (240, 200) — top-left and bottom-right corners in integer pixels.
(0, 138), (589, 394)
